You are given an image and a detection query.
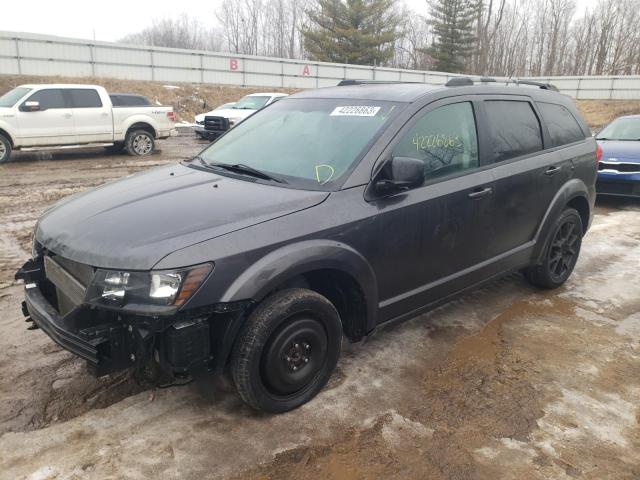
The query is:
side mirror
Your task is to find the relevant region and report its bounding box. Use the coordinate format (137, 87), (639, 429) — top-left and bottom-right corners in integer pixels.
(23, 101), (41, 112)
(375, 156), (425, 195)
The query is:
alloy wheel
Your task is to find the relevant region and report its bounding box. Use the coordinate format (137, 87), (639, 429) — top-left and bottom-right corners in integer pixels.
(133, 134), (153, 155)
(547, 220), (580, 281)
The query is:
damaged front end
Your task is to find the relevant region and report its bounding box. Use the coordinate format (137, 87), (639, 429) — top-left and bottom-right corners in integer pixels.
(15, 247), (247, 379)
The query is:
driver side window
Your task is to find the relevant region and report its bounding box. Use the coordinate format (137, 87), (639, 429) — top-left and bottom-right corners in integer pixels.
(392, 102), (479, 183)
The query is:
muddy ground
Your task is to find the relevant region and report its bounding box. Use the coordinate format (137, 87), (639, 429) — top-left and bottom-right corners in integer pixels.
(0, 134), (639, 480)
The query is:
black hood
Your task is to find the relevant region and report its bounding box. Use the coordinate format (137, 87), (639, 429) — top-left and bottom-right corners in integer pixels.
(36, 163), (328, 270)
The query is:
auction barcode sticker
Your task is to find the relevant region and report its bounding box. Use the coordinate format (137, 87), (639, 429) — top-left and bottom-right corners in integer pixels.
(330, 106), (381, 117)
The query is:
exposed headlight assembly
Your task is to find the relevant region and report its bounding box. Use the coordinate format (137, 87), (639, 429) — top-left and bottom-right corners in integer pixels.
(86, 263), (212, 313)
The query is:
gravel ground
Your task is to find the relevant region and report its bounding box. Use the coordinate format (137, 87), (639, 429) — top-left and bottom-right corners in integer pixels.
(0, 133), (638, 480)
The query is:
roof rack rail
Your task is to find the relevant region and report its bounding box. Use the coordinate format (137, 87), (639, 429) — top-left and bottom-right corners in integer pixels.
(511, 79), (559, 92)
(444, 77), (498, 87)
(445, 76), (559, 92)
(337, 79), (422, 86)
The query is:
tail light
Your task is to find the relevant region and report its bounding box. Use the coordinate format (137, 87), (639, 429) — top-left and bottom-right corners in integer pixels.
(167, 111), (175, 122)
(596, 143), (603, 163)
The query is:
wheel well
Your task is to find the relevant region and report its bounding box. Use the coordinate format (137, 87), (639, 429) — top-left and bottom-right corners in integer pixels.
(0, 128), (13, 147)
(126, 122), (156, 139)
(567, 196), (589, 234)
(274, 269), (368, 341)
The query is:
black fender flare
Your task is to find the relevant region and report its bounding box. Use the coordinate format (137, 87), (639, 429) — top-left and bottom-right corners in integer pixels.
(220, 239), (378, 328)
(211, 240), (378, 368)
(532, 178), (591, 263)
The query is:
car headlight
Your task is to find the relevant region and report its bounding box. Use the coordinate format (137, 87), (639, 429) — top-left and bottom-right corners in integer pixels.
(86, 263), (212, 312)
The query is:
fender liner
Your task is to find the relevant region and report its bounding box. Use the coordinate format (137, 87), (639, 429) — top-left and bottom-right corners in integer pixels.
(532, 178), (591, 264)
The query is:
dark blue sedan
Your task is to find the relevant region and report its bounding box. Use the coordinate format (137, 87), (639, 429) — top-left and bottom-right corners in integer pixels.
(596, 115), (640, 197)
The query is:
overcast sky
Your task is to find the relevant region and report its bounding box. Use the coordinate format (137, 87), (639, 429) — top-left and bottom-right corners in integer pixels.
(0, 0), (600, 43)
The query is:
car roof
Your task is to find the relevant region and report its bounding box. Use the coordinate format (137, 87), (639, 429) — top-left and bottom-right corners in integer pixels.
(19, 84), (102, 89)
(247, 92), (288, 97)
(288, 82), (571, 104)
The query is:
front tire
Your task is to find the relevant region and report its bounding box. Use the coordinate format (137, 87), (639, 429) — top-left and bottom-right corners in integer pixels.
(525, 208), (583, 289)
(231, 288), (342, 413)
(125, 129), (155, 156)
(0, 134), (12, 163)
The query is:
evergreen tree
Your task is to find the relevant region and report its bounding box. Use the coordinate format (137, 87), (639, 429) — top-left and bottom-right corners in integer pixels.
(427, 0), (479, 73)
(303, 0), (401, 66)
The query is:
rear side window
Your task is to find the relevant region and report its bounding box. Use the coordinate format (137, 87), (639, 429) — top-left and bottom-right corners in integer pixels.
(68, 89), (102, 108)
(484, 100), (543, 162)
(393, 102), (479, 183)
(538, 102), (585, 147)
(23, 89), (67, 110)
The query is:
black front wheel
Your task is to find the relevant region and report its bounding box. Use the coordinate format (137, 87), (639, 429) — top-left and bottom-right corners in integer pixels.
(525, 208), (583, 289)
(231, 288), (342, 413)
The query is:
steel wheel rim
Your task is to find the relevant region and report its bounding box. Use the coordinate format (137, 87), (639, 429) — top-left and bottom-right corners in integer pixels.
(548, 220), (579, 281)
(0, 141), (6, 160)
(261, 316), (328, 396)
(133, 134), (152, 155)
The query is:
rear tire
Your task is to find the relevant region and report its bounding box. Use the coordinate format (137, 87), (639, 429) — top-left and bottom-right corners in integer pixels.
(125, 129), (155, 156)
(525, 208), (583, 289)
(230, 288), (342, 413)
(0, 134), (12, 163)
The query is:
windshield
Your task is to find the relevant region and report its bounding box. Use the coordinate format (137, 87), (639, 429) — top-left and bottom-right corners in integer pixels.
(0, 87), (32, 108)
(197, 98), (403, 190)
(597, 118), (640, 141)
(231, 95), (271, 110)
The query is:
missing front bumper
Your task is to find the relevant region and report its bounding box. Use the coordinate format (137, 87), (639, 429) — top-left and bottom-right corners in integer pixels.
(22, 285), (137, 376)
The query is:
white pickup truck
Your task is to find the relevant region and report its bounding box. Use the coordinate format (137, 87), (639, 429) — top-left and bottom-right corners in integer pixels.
(0, 84), (177, 163)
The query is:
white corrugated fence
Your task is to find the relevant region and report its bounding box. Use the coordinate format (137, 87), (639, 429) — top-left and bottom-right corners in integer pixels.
(2, 31), (640, 100)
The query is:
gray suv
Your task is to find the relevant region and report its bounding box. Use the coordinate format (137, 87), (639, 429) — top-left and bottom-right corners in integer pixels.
(16, 79), (597, 412)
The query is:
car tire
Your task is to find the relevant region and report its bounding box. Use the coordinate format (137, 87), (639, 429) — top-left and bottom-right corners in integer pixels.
(0, 134), (12, 163)
(525, 208), (583, 289)
(230, 288), (342, 413)
(125, 129), (155, 156)
(105, 142), (125, 155)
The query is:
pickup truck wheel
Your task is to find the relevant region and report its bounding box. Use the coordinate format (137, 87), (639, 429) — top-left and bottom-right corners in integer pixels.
(231, 288), (342, 413)
(525, 208), (583, 289)
(125, 130), (155, 156)
(0, 134), (11, 163)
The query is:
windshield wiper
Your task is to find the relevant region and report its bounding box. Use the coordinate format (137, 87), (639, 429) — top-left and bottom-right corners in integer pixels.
(208, 163), (287, 183)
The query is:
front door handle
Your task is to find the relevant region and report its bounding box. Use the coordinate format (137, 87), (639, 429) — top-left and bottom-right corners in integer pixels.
(545, 166), (561, 176)
(468, 187), (493, 199)
(64, 113), (72, 119)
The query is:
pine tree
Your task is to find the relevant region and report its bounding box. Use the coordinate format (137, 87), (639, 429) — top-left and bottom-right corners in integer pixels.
(427, 0), (479, 73)
(303, 0), (401, 66)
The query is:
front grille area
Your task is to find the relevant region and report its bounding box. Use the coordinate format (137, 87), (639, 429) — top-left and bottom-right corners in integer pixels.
(599, 161), (640, 173)
(204, 115), (230, 133)
(42, 254), (94, 315)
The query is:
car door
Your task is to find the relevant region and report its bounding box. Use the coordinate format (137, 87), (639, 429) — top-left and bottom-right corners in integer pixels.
(15, 88), (74, 146)
(67, 88), (113, 143)
(367, 98), (497, 322)
(480, 97), (562, 259)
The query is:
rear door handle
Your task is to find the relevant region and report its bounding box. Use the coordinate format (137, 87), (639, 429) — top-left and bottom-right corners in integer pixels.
(468, 187), (493, 199)
(64, 113), (72, 119)
(544, 166), (561, 176)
